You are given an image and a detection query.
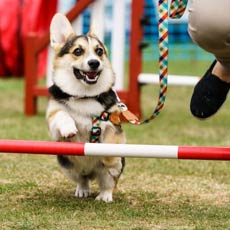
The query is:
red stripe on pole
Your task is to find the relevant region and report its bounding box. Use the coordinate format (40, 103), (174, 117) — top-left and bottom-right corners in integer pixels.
(178, 146), (230, 160)
(0, 140), (85, 156)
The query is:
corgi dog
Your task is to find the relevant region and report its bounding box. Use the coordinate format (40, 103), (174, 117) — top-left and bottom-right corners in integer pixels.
(46, 13), (126, 203)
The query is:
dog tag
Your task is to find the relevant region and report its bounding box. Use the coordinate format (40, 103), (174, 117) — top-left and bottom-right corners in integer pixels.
(121, 110), (140, 125)
(110, 112), (121, 125)
(118, 102), (140, 124)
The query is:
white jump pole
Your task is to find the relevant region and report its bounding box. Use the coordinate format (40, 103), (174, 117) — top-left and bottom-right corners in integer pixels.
(111, 0), (126, 90)
(138, 73), (200, 86)
(0, 140), (230, 161)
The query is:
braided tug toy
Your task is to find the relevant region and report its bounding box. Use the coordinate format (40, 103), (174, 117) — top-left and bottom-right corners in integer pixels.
(119, 0), (188, 125)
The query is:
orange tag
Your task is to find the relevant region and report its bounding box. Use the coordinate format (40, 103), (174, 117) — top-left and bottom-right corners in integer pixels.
(110, 112), (121, 125)
(121, 110), (140, 124)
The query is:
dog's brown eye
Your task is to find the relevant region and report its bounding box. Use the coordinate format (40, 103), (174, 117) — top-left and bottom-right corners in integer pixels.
(73, 48), (84, 56)
(95, 48), (103, 56)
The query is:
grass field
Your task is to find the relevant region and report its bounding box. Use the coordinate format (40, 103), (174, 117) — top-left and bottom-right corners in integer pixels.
(0, 60), (229, 229)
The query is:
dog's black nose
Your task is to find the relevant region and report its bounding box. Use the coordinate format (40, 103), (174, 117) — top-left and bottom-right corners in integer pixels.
(88, 59), (100, 70)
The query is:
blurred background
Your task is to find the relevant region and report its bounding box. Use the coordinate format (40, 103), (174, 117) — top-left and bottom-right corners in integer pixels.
(0, 0), (212, 78)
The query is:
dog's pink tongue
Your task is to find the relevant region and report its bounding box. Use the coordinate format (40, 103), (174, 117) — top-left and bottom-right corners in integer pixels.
(86, 72), (97, 79)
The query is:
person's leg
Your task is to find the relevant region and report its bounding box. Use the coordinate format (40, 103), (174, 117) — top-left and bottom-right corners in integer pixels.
(188, 0), (230, 118)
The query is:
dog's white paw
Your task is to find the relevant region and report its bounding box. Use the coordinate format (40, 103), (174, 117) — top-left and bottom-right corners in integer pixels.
(49, 112), (78, 140)
(75, 186), (90, 198)
(95, 191), (113, 203)
(59, 124), (78, 139)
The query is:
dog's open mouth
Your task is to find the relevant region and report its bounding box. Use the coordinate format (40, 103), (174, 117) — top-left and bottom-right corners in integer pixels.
(73, 68), (101, 84)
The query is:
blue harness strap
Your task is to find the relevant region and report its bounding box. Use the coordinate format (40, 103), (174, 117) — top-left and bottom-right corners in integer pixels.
(90, 112), (110, 143)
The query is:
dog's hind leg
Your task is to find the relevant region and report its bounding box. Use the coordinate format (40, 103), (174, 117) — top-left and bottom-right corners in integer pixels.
(95, 158), (124, 203)
(95, 170), (115, 203)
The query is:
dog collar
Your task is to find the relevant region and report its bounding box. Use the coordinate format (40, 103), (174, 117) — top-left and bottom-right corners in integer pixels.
(48, 84), (118, 110)
(48, 84), (72, 100)
(48, 84), (96, 100)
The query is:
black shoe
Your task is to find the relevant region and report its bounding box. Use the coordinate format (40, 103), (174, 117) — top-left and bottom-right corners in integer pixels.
(190, 60), (230, 119)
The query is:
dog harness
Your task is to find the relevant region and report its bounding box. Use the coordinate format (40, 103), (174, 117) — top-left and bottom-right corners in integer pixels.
(48, 84), (122, 143)
(90, 110), (123, 143)
(90, 112), (110, 143)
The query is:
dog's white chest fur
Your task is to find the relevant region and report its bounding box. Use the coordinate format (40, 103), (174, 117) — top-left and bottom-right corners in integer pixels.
(67, 97), (104, 118)
(68, 97), (103, 122)
(66, 98), (111, 141)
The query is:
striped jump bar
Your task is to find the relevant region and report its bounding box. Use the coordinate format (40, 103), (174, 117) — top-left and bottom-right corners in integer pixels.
(0, 140), (229, 161)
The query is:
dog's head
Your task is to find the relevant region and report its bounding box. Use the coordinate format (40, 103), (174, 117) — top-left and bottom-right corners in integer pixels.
(50, 13), (115, 97)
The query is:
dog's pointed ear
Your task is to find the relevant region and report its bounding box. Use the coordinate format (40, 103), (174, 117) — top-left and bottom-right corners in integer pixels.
(87, 22), (99, 38)
(87, 23), (108, 55)
(50, 13), (74, 48)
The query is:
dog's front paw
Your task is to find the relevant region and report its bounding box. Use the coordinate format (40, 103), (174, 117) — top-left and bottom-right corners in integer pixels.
(75, 186), (90, 198)
(49, 112), (78, 140)
(59, 123), (78, 139)
(95, 190), (113, 203)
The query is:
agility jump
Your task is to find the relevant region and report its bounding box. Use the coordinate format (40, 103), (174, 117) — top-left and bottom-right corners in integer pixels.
(13, 1), (230, 162)
(0, 140), (229, 161)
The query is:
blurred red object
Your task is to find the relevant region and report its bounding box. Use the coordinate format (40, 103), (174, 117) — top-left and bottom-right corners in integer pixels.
(0, 0), (57, 77)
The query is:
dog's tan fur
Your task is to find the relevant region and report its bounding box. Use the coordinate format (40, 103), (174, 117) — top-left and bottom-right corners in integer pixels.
(46, 14), (126, 202)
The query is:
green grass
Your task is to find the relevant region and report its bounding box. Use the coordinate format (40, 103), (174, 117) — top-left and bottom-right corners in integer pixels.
(0, 61), (230, 230)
